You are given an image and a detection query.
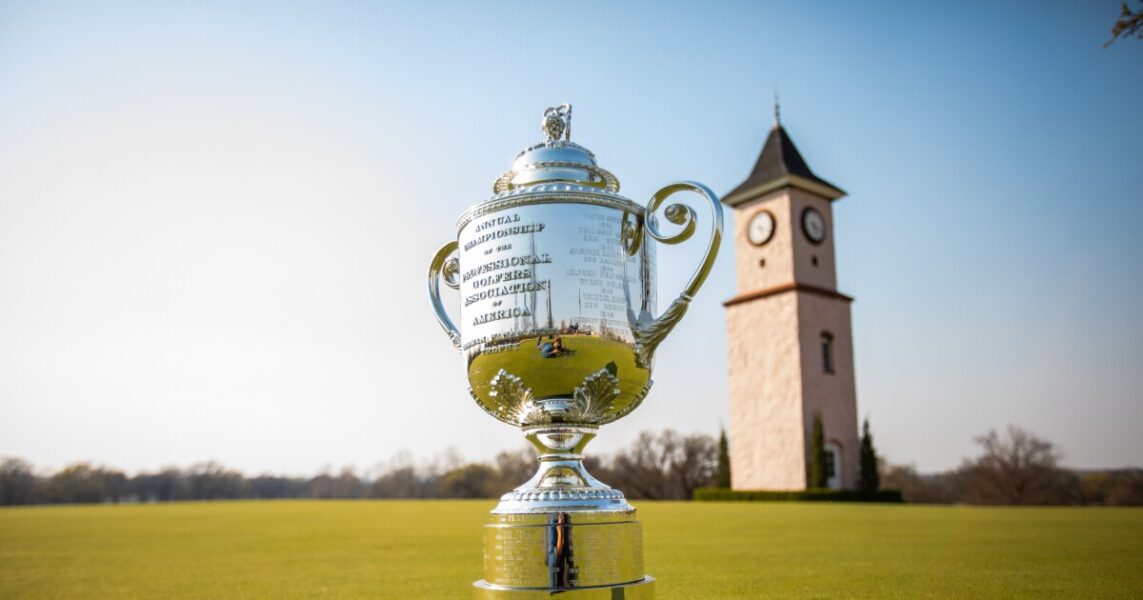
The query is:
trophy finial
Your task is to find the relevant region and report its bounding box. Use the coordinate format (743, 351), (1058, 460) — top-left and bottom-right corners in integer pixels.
(542, 103), (572, 142)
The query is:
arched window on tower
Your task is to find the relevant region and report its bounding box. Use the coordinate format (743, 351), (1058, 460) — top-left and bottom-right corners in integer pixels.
(821, 332), (834, 374)
(825, 441), (842, 489)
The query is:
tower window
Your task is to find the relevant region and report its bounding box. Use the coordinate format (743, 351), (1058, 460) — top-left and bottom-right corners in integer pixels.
(812, 255), (819, 266)
(821, 332), (834, 373)
(825, 441), (842, 489)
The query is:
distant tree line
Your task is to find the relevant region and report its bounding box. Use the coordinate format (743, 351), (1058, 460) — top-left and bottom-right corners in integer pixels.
(4, 425), (1139, 507)
(881, 425), (1143, 506)
(0, 429), (720, 506)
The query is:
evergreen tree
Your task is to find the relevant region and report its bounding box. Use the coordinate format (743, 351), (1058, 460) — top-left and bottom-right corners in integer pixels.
(716, 428), (731, 488)
(859, 417), (880, 492)
(809, 413), (827, 488)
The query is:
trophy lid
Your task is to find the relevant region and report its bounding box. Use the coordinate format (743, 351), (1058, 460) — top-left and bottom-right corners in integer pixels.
(493, 104), (620, 194)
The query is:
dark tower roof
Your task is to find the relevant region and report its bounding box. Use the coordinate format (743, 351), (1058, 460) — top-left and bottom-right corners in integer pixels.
(723, 124), (845, 206)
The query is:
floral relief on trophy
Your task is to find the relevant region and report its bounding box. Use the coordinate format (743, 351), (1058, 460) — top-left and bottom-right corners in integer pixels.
(484, 367), (622, 427)
(487, 370), (543, 427)
(566, 367), (621, 424)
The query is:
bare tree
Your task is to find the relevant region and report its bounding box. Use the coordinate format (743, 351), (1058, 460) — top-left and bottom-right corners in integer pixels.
(186, 461), (247, 500)
(0, 458), (41, 505)
(331, 467), (363, 498)
(439, 463), (498, 498)
(489, 447), (536, 496)
(609, 430), (677, 499)
(47, 463), (126, 503)
(1106, 1), (1143, 47)
(957, 425), (1074, 505)
(672, 433), (718, 500)
(308, 470), (335, 499)
(606, 430), (718, 500)
(132, 467), (189, 501)
(370, 466), (417, 498)
(369, 450), (436, 498)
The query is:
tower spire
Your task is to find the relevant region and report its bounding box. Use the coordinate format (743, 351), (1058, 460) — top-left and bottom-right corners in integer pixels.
(722, 107), (846, 206)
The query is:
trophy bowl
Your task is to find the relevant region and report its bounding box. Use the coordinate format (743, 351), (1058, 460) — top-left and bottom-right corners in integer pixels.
(430, 105), (721, 433)
(427, 105), (721, 596)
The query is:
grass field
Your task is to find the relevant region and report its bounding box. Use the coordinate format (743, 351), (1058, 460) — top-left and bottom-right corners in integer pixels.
(2, 501), (1141, 598)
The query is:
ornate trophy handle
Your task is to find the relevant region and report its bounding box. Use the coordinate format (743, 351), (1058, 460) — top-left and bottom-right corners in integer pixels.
(623, 181), (723, 367)
(645, 181), (723, 302)
(428, 241), (462, 349)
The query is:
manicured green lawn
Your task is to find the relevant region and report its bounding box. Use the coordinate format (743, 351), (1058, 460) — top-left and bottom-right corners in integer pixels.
(1, 500), (1140, 598)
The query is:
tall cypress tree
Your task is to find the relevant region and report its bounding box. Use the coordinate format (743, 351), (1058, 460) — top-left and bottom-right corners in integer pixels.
(809, 413), (827, 488)
(716, 428), (731, 488)
(858, 417), (880, 492)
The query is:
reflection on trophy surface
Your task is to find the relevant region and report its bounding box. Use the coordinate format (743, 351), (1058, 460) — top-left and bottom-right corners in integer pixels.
(428, 104), (722, 597)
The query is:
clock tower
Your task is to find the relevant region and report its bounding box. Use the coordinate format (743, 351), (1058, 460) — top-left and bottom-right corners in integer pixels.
(723, 112), (859, 490)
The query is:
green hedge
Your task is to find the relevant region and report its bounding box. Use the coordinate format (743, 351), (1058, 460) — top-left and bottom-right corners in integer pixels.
(693, 487), (903, 503)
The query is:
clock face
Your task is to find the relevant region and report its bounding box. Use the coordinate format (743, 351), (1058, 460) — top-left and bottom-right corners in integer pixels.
(747, 210), (775, 246)
(802, 207), (826, 244)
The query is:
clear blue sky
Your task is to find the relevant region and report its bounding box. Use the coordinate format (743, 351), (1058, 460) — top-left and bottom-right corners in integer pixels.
(1, 1), (1140, 474)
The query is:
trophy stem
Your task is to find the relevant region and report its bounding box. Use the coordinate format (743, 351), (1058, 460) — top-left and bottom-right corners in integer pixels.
(492, 424), (631, 514)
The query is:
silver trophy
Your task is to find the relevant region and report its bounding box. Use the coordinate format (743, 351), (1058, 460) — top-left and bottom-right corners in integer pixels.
(428, 105), (722, 598)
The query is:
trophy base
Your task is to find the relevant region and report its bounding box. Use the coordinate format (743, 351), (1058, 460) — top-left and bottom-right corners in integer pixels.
(475, 510), (653, 598)
(473, 577), (655, 598)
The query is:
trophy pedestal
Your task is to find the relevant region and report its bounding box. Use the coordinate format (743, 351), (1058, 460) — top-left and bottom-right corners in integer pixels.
(473, 510), (654, 598)
(469, 426), (654, 598)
